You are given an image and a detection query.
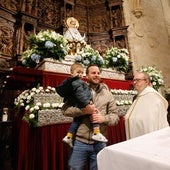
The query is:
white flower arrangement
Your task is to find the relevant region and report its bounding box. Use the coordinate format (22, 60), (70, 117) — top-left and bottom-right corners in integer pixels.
(20, 29), (130, 74)
(110, 89), (136, 116)
(14, 85), (64, 127)
(111, 89), (137, 108)
(105, 47), (129, 73)
(75, 45), (105, 68)
(139, 66), (164, 90)
(111, 89), (137, 95)
(115, 100), (133, 106)
(21, 30), (69, 68)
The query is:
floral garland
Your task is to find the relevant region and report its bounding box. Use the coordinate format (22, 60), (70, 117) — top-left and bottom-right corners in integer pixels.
(110, 89), (137, 116)
(104, 47), (129, 73)
(14, 85), (64, 127)
(139, 66), (164, 90)
(111, 89), (137, 95)
(115, 100), (133, 106)
(21, 30), (69, 68)
(111, 89), (137, 106)
(75, 45), (105, 68)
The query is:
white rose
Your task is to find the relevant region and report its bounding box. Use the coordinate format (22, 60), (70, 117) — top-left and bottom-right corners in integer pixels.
(32, 88), (36, 91)
(45, 89), (50, 93)
(117, 54), (121, 58)
(43, 103), (50, 108)
(36, 89), (41, 93)
(36, 102), (42, 106)
(29, 114), (35, 119)
(34, 105), (39, 110)
(58, 103), (64, 108)
(116, 101), (120, 106)
(52, 103), (59, 108)
(152, 82), (157, 86)
(25, 105), (30, 110)
(124, 100), (129, 105)
(27, 95), (31, 100)
(51, 87), (56, 91)
(47, 86), (52, 90)
(39, 86), (43, 91)
(30, 107), (34, 112)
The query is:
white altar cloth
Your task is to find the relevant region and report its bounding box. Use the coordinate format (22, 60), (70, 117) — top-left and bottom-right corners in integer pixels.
(97, 127), (170, 170)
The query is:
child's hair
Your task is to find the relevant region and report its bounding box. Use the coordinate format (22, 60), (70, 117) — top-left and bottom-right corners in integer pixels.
(70, 62), (84, 73)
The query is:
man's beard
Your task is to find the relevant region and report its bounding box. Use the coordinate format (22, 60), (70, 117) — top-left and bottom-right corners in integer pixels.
(89, 78), (101, 86)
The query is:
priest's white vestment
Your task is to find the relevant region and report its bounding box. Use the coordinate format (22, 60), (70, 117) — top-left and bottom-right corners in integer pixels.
(125, 86), (169, 139)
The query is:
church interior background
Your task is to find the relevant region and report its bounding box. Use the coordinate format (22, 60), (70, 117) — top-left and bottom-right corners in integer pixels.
(0, 0), (170, 170)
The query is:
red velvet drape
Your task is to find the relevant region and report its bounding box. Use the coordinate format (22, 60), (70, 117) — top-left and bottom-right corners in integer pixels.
(17, 121), (71, 170)
(42, 71), (132, 90)
(16, 118), (125, 170)
(107, 116), (126, 145)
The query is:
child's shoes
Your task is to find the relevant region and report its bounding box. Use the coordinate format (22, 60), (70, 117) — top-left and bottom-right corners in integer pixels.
(92, 133), (108, 142)
(62, 136), (73, 148)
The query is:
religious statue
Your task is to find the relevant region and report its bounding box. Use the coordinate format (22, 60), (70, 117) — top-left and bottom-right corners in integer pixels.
(64, 17), (86, 55)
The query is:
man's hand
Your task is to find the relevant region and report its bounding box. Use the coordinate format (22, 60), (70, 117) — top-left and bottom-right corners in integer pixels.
(90, 111), (106, 124)
(81, 103), (96, 115)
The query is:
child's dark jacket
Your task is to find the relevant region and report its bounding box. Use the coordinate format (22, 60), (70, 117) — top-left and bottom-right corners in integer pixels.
(56, 76), (92, 108)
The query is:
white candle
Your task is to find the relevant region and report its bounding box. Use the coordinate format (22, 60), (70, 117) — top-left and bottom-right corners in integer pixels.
(2, 114), (8, 121)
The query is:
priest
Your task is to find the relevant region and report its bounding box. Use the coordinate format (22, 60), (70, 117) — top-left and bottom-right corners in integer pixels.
(125, 71), (169, 139)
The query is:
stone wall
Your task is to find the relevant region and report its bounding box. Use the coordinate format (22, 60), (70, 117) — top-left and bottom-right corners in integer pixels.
(123, 0), (170, 89)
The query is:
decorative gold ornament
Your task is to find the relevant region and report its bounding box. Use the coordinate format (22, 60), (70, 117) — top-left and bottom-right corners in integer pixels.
(66, 17), (79, 28)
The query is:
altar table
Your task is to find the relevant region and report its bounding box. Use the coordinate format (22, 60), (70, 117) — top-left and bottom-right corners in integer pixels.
(11, 66), (132, 90)
(97, 127), (170, 170)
